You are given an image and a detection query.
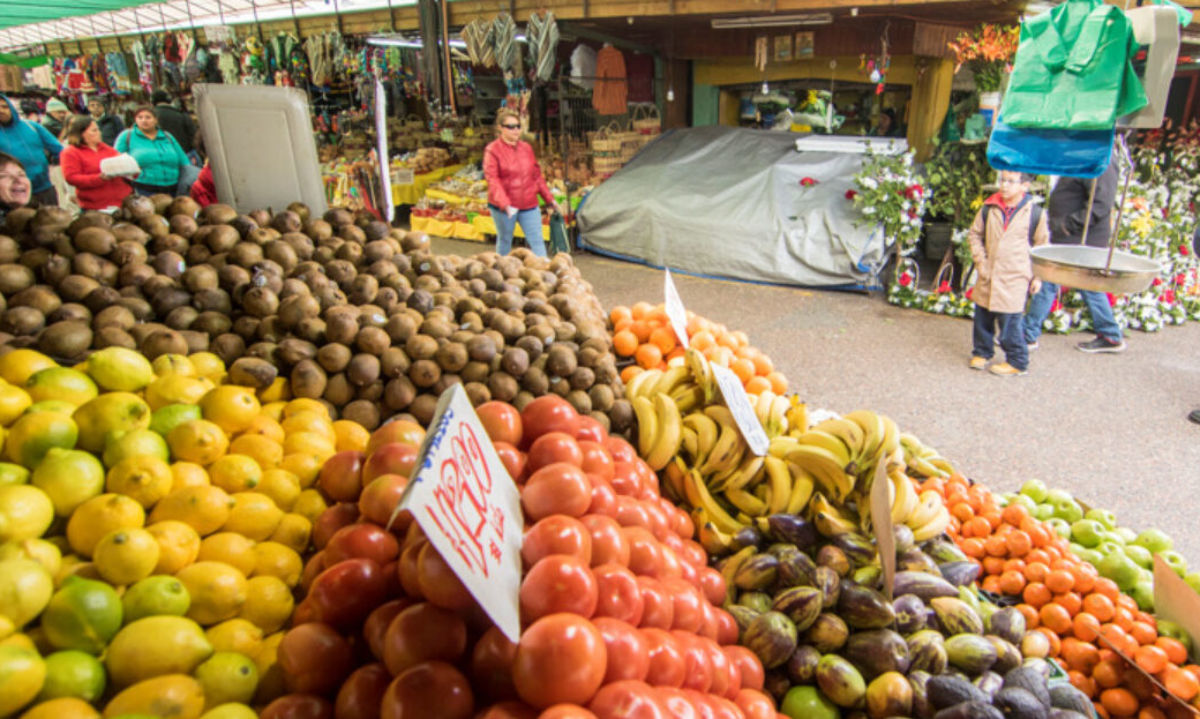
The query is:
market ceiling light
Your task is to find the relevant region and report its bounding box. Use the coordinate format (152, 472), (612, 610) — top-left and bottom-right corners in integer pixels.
(367, 36), (467, 48)
(711, 13), (833, 29)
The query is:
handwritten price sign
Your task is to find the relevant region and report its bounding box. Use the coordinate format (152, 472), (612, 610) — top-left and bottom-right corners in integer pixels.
(663, 269), (690, 349)
(391, 384), (524, 641)
(711, 364), (770, 457)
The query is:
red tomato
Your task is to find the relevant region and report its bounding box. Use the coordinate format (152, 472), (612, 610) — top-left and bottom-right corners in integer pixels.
(381, 601), (468, 675)
(578, 441), (614, 481)
(587, 476), (617, 517)
(610, 462), (643, 497)
(261, 694), (334, 719)
(520, 553), (598, 621)
(679, 560), (698, 587)
(593, 562), (645, 626)
(704, 638), (737, 699)
(313, 503), (360, 550)
(574, 414), (607, 444)
(476, 401), (524, 446)
(707, 695), (746, 719)
(623, 526), (662, 578)
(633, 461), (659, 499)
(678, 539), (707, 570)
(477, 701), (539, 719)
(521, 462), (592, 520)
(696, 602), (719, 643)
(614, 496), (650, 530)
(641, 502), (672, 542)
(636, 576), (675, 630)
(655, 544), (682, 581)
(417, 542), (475, 611)
(520, 396), (580, 447)
(527, 432), (583, 473)
(538, 706), (599, 719)
(657, 688), (700, 719)
(672, 509), (695, 540)
(513, 613), (607, 708)
(362, 598), (414, 661)
(698, 568), (727, 607)
(361, 443), (419, 484)
(602, 436), (637, 464)
(593, 617), (650, 683)
(470, 626), (520, 703)
(301, 551), (326, 592)
(587, 680), (667, 719)
(660, 578), (704, 633)
(396, 542), (424, 599)
(358, 474), (410, 526)
(307, 558), (388, 629)
(335, 663), (390, 719)
(278, 623), (353, 695)
(380, 660), (474, 719)
(367, 419), (425, 455)
(317, 451), (366, 502)
(734, 689), (773, 719)
(523, 515), (593, 567)
(722, 646), (764, 692)
(685, 692), (717, 719)
(672, 631), (713, 693)
(494, 441), (527, 483)
(713, 607), (738, 646)
(324, 523), (400, 566)
(640, 628), (685, 688)
(581, 514), (630, 567)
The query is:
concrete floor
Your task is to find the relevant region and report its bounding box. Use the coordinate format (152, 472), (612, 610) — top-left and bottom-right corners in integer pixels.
(432, 238), (1200, 564)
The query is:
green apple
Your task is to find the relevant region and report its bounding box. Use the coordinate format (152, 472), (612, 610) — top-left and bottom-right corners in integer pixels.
(1159, 550), (1188, 577)
(1106, 530), (1127, 546)
(1084, 508), (1117, 531)
(1129, 577), (1156, 612)
(1097, 541), (1126, 558)
(1186, 572), (1200, 595)
(1076, 548), (1103, 566)
(1044, 518), (1072, 540)
(1113, 527), (1138, 544)
(1020, 479), (1049, 503)
(1158, 620), (1194, 654)
(1009, 493), (1038, 515)
(1069, 519), (1106, 548)
(1124, 544), (1153, 570)
(1133, 528), (1173, 554)
(1097, 551), (1141, 592)
(1033, 503), (1056, 521)
(1053, 500), (1083, 523)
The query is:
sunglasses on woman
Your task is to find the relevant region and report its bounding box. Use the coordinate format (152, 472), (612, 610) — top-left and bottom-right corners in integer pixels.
(501, 123), (521, 129)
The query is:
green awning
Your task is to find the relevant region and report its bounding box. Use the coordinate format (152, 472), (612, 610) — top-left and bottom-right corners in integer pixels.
(0, 52), (48, 67)
(0, 1), (160, 31)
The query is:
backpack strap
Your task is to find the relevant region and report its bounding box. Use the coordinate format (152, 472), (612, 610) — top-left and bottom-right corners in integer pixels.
(1027, 203), (1043, 246)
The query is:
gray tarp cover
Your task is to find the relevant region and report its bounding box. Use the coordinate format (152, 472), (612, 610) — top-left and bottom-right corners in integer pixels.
(577, 126), (888, 288)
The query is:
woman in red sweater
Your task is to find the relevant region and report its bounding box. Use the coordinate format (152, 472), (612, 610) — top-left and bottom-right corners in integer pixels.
(483, 109), (561, 256)
(60, 116), (132, 211)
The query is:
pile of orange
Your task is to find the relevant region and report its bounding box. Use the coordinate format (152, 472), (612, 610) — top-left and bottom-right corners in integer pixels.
(924, 474), (1200, 719)
(609, 302), (788, 395)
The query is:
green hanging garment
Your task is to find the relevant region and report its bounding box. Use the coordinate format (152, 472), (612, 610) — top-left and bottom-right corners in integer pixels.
(1000, 0), (1148, 131)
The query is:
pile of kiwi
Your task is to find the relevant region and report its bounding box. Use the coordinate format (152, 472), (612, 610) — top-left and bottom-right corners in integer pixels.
(0, 195), (631, 433)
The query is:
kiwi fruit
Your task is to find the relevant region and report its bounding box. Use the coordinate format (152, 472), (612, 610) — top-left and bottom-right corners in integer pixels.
(10, 285), (61, 317)
(242, 287), (280, 318)
(290, 359), (328, 399)
(341, 400), (381, 431)
(384, 376), (417, 411)
(1, 307), (44, 335)
(0, 264), (35, 294)
(323, 373), (354, 406)
(317, 343), (352, 373)
(324, 308), (360, 346)
(94, 326), (136, 349)
(408, 359), (441, 388)
(211, 333), (246, 365)
(229, 357), (279, 389)
(355, 326), (390, 355)
(192, 311), (233, 336)
(347, 354), (381, 387)
(487, 372), (519, 402)
(405, 334), (438, 361)
(38, 320), (93, 359)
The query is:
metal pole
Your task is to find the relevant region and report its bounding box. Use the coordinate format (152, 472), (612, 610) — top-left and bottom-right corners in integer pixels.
(1078, 177), (1099, 248)
(1103, 130), (1135, 276)
(251, 0), (265, 46)
(183, 0), (200, 44)
(386, 0), (396, 32)
(441, 0), (455, 114)
(332, 0), (344, 36)
(289, 0), (302, 38)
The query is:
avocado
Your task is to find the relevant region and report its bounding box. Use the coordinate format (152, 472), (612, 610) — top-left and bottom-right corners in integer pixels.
(1003, 665), (1051, 707)
(934, 700), (1006, 719)
(1047, 684), (1093, 715)
(993, 687), (1049, 719)
(927, 675), (989, 710)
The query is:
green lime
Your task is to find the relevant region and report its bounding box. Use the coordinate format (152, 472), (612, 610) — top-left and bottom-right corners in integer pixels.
(0, 558), (53, 628)
(23, 401), (78, 416)
(25, 368), (98, 407)
(193, 652), (258, 707)
(37, 650), (106, 702)
(4, 411), (78, 468)
(102, 429), (169, 469)
(122, 575), (191, 623)
(31, 448), (105, 517)
(0, 644), (46, 716)
(41, 575), (124, 654)
(149, 404), (203, 438)
(780, 685), (839, 719)
(0, 462), (29, 486)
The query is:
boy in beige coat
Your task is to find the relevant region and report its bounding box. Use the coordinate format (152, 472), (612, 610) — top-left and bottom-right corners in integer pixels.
(967, 171), (1049, 376)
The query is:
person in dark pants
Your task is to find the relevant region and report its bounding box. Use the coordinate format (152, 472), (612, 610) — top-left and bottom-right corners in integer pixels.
(151, 90), (197, 156)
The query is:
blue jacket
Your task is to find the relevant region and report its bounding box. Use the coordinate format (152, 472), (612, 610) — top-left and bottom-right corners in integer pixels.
(115, 125), (190, 188)
(0, 94), (63, 193)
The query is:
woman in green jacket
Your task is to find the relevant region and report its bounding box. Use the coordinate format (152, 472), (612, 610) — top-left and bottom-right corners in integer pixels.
(116, 106), (191, 196)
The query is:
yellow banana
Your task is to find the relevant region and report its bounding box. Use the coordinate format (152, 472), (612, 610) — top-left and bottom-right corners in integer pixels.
(716, 455), (766, 494)
(718, 546), (757, 601)
(905, 489), (946, 530)
(910, 502), (952, 542)
(625, 368), (663, 401)
(796, 430), (854, 468)
(725, 487), (768, 517)
(929, 457), (956, 475)
(644, 392), (682, 471)
(653, 365), (693, 397)
(907, 454), (950, 479)
(763, 456), (791, 514)
(685, 347), (716, 404)
(889, 468), (919, 525)
(698, 419), (743, 477)
(695, 513), (736, 555)
(661, 457), (688, 502)
(632, 395), (659, 460)
(683, 412), (719, 466)
(876, 414), (901, 462)
(704, 404), (737, 429)
(786, 463), (816, 514)
(769, 394), (792, 437)
(814, 510), (861, 538)
(683, 469), (743, 533)
(670, 384), (705, 414)
(706, 443), (747, 490)
(680, 426), (699, 463)
(787, 444), (854, 502)
(768, 435), (800, 458)
(845, 409), (884, 459)
(814, 417), (866, 460)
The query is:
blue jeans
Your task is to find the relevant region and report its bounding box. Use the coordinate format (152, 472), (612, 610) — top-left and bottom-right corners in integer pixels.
(1023, 280), (1122, 343)
(489, 206), (547, 257)
(974, 307), (1029, 370)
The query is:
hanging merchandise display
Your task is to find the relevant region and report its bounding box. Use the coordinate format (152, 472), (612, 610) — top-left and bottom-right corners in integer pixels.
(592, 44), (627, 115)
(492, 12), (519, 76)
(460, 18), (492, 67)
(525, 10), (559, 83)
(569, 43), (596, 90)
(241, 35), (269, 85)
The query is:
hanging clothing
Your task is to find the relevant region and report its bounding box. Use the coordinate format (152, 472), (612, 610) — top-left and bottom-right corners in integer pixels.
(493, 14), (518, 75)
(525, 11), (559, 82)
(570, 44), (596, 90)
(625, 52), (654, 103)
(592, 45), (627, 115)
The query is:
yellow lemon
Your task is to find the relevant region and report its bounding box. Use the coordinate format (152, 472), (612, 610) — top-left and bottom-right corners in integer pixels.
(23, 368), (97, 408)
(198, 702), (256, 719)
(250, 542), (302, 587)
(251, 631), (285, 704)
(0, 350), (57, 387)
(72, 393), (151, 455)
(101, 429), (169, 469)
(266, 514), (311, 557)
(40, 575), (122, 653)
(278, 452), (321, 488)
(0, 485), (55, 543)
(170, 462), (210, 492)
(198, 387), (260, 435)
(204, 619), (262, 657)
(226, 435), (282, 470)
(121, 575), (190, 623)
(280, 411), (334, 439)
(50, 555), (94, 589)
(5, 411), (78, 468)
(174, 562), (247, 627)
(331, 419), (370, 453)
(259, 402), (285, 422)
(105, 616), (212, 687)
(236, 576), (292, 634)
(84, 348), (154, 393)
(149, 404), (203, 439)
(21, 696), (100, 719)
(0, 462), (29, 487)
(255, 377), (290, 404)
(237, 415), (284, 444)
(151, 354), (195, 378)
(106, 455), (173, 509)
(0, 539), (61, 578)
(167, 420), (229, 466)
(149, 486), (233, 537)
(0, 559), (53, 629)
(31, 449), (104, 517)
(92, 528), (159, 586)
(23, 400), (76, 416)
(102, 673), (205, 719)
(146, 521), (201, 575)
(196, 534), (257, 576)
(282, 398), (329, 420)
(193, 651), (258, 708)
(144, 375), (212, 412)
(0, 630), (30, 649)
(206, 455), (261, 494)
(291, 490), (327, 525)
(220, 493), (282, 542)
(37, 650), (106, 703)
(0, 382), (32, 427)
(66, 494), (144, 558)
(0, 644), (46, 717)
(187, 353), (226, 382)
(256, 469), (299, 511)
(282, 432), (335, 462)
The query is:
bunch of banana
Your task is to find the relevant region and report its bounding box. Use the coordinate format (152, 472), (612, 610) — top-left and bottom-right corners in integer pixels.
(899, 432), (956, 479)
(887, 465), (954, 541)
(631, 392), (683, 471)
(775, 409), (901, 504)
(623, 362), (705, 413)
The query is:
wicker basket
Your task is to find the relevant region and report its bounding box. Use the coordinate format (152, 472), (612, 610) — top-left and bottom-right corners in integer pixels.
(590, 123), (624, 154)
(593, 155), (624, 175)
(632, 104), (661, 136)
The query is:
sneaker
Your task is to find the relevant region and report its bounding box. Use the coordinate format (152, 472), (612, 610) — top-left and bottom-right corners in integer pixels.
(989, 362), (1027, 376)
(969, 356), (988, 370)
(1027, 341), (1039, 350)
(1076, 336), (1126, 353)
(1189, 410), (1200, 425)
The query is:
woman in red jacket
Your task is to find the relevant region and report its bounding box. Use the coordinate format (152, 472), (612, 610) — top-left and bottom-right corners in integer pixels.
(60, 116), (131, 211)
(483, 109), (561, 256)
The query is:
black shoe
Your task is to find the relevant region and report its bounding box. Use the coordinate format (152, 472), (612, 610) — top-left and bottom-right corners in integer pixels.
(1189, 410), (1200, 425)
(1077, 336), (1126, 353)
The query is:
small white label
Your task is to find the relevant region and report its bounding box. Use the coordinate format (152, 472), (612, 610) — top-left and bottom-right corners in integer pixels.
(663, 269), (690, 349)
(390, 385), (524, 641)
(710, 364), (769, 456)
(391, 168), (415, 186)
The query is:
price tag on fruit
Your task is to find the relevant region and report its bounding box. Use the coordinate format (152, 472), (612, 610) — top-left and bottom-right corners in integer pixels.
(390, 384), (524, 641)
(663, 269), (690, 349)
(710, 364), (769, 456)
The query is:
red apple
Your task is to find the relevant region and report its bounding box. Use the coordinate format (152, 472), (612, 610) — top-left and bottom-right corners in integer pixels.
(362, 442), (419, 484)
(318, 450), (366, 502)
(366, 419), (425, 455)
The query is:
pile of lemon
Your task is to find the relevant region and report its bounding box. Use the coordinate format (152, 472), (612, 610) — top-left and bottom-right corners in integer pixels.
(0, 347), (365, 719)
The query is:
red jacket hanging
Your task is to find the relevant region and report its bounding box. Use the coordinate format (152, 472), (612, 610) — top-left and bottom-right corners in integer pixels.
(60, 142), (132, 210)
(593, 45), (628, 115)
(483, 139), (554, 211)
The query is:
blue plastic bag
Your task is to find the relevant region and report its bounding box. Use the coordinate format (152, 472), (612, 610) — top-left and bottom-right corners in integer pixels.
(987, 120), (1114, 178)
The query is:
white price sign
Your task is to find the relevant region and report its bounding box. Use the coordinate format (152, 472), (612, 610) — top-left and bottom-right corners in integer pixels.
(663, 269), (689, 349)
(710, 364), (769, 456)
(390, 385), (524, 641)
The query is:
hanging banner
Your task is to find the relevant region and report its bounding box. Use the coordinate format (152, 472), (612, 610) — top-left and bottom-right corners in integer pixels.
(375, 78), (394, 222)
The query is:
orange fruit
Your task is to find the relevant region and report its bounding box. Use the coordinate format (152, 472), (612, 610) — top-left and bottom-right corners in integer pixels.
(951, 502), (975, 523)
(1157, 637), (1188, 666)
(999, 570), (1027, 595)
(1069, 670), (1097, 698)
(648, 326), (677, 354)
(1137, 706), (1167, 719)
(1024, 582), (1052, 608)
(620, 365), (642, 383)
(765, 371), (788, 394)
(1163, 665), (1200, 702)
(1099, 687), (1139, 717)
(1005, 530), (1033, 557)
(1025, 562), (1051, 584)
(983, 557), (1007, 576)
(1092, 577), (1120, 603)
(1046, 569), (1076, 594)
(961, 537), (986, 558)
(1055, 591), (1083, 617)
(612, 329), (638, 357)
(634, 343), (663, 369)
(1093, 658), (1124, 689)
(751, 354), (773, 376)
(981, 574), (1003, 594)
(1083, 593), (1116, 622)
(963, 517), (992, 539)
(1073, 612), (1102, 642)
(1016, 603), (1040, 628)
(1129, 621), (1157, 647)
(1134, 645), (1168, 674)
(1040, 603), (1073, 635)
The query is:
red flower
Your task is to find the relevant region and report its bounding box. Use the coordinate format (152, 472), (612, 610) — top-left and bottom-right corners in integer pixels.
(1162, 207), (1170, 218)
(1162, 289), (1176, 303)
(898, 271), (913, 287)
(1180, 244), (1191, 256)
(1153, 277), (1163, 287)
(1106, 292), (1117, 307)
(906, 184), (925, 199)
(800, 177), (818, 187)
(845, 189), (858, 200)
(965, 286), (974, 300)
(1176, 273), (1187, 285)
(1050, 300), (1062, 312)
(937, 281), (951, 294)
